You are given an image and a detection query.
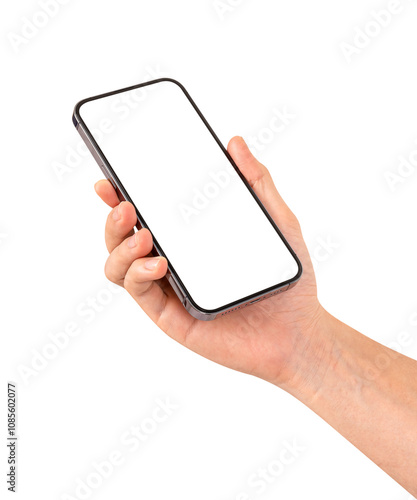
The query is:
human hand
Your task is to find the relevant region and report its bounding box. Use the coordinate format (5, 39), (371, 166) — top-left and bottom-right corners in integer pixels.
(95, 136), (327, 389)
(95, 137), (417, 497)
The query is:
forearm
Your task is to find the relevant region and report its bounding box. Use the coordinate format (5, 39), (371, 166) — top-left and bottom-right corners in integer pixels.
(281, 311), (417, 497)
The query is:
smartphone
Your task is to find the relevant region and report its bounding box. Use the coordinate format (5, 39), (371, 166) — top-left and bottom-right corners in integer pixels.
(72, 78), (302, 320)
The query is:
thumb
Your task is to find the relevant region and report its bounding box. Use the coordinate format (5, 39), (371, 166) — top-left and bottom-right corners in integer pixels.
(227, 136), (296, 226)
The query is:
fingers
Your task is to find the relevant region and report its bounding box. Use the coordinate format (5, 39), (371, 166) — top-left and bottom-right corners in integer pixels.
(94, 179), (120, 208)
(227, 136), (298, 228)
(123, 256), (168, 317)
(104, 228), (154, 286)
(102, 201), (137, 253)
(94, 180), (174, 324)
(124, 255), (173, 325)
(95, 180), (139, 252)
(123, 252), (194, 335)
(104, 223), (173, 324)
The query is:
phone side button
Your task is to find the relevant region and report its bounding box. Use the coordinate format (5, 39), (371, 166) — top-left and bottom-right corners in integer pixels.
(167, 275), (186, 304)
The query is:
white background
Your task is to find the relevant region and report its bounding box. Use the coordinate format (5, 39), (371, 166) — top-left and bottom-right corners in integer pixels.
(1, 1), (417, 499)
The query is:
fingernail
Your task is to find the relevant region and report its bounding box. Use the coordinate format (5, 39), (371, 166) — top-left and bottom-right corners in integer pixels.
(127, 233), (137, 248)
(144, 258), (160, 270)
(112, 205), (121, 221)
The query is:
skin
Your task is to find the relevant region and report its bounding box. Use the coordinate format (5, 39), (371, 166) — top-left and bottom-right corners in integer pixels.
(95, 136), (417, 496)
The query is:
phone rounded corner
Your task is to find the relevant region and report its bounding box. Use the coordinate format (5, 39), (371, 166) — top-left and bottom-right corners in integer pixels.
(151, 78), (191, 99)
(292, 257), (303, 283)
(73, 101), (83, 123)
(156, 77), (185, 90)
(284, 257), (303, 292)
(73, 97), (93, 127)
(72, 111), (79, 128)
(183, 298), (218, 321)
(268, 257), (303, 298)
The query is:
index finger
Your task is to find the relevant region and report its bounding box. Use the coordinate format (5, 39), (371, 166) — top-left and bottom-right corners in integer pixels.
(95, 180), (136, 253)
(94, 179), (120, 208)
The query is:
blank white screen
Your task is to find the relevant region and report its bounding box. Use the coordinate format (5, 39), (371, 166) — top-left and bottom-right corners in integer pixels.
(79, 80), (299, 311)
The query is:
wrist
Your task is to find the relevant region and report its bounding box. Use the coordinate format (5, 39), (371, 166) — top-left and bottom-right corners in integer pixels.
(275, 307), (339, 401)
(278, 309), (398, 409)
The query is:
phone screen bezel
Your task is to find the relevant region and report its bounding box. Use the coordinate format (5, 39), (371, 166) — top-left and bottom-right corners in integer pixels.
(73, 78), (302, 317)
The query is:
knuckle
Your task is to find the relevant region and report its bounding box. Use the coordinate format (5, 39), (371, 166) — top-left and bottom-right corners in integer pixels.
(260, 162), (270, 176)
(104, 259), (120, 285)
(288, 213), (301, 232)
(104, 261), (113, 282)
(124, 266), (153, 297)
(123, 266), (136, 291)
(106, 208), (115, 224)
(291, 213), (301, 228)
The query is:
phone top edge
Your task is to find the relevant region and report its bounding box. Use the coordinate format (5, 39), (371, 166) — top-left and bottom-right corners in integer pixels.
(72, 78), (185, 124)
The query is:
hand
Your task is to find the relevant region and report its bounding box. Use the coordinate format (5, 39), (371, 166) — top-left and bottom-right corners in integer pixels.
(95, 137), (417, 497)
(95, 136), (326, 389)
